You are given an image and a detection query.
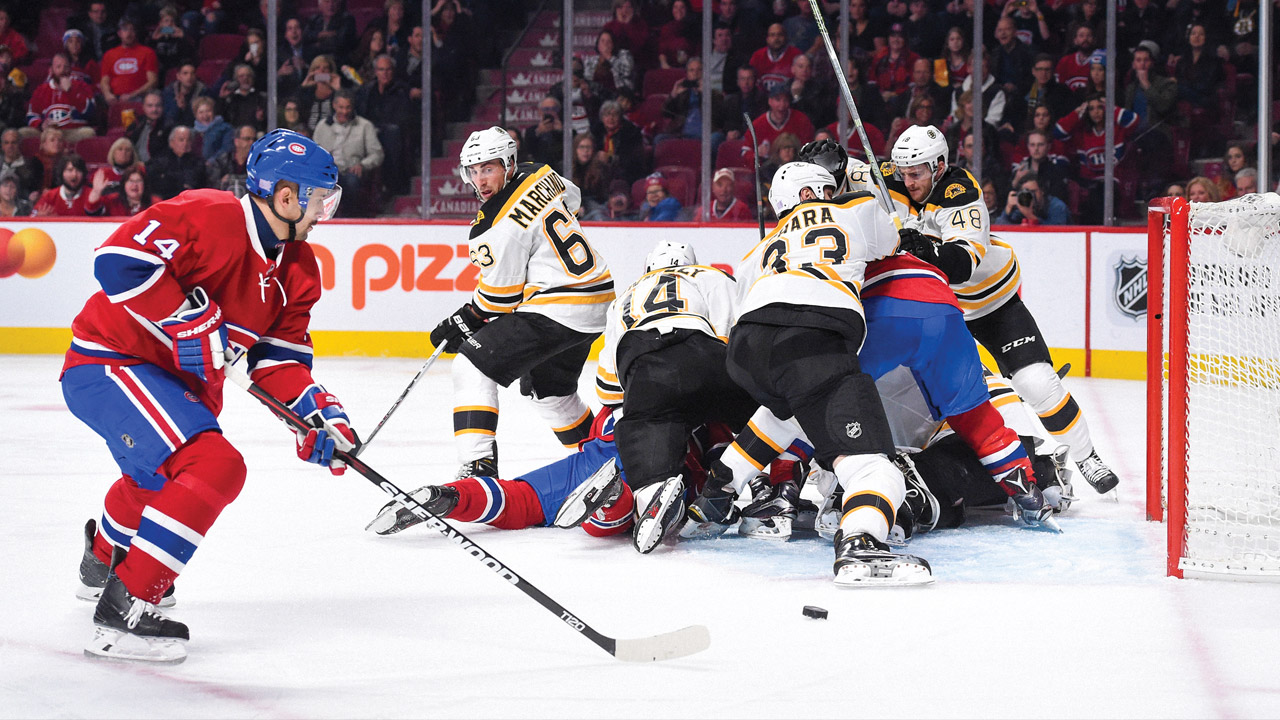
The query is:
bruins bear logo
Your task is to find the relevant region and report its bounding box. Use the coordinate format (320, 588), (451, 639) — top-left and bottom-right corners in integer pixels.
(943, 183), (965, 199)
(879, 161), (896, 177)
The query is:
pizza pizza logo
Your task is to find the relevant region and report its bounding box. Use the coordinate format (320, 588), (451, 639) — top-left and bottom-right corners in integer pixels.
(944, 183), (965, 199)
(288, 142), (307, 155)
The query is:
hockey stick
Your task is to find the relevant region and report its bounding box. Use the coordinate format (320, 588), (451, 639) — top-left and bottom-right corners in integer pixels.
(743, 112), (766, 241)
(223, 362), (710, 663)
(355, 342), (447, 455)
(804, 0), (907, 230)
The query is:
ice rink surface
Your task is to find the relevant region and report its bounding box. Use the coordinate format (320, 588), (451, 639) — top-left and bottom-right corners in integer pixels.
(3, 354), (1280, 719)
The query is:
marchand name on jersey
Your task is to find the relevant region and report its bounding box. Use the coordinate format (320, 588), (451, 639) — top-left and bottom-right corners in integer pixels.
(777, 205), (835, 233)
(508, 171), (567, 229)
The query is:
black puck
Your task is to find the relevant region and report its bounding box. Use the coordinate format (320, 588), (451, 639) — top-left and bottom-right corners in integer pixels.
(802, 605), (828, 620)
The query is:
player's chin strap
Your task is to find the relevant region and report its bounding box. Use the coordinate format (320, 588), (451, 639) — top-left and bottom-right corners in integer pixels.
(265, 194), (305, 242)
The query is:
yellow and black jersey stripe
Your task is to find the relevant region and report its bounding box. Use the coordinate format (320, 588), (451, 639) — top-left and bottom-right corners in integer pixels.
(728, 420), (788, 471)
(952, 250), (1019, 315)
(595, 365), (624, 406)
(522, 273), (616, 307)
(454, 405), (499, 437)
(922, 167), (982, 210)
(473, 278), (524, 315)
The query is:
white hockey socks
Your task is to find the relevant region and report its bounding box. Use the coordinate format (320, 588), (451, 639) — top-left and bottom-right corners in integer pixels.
(1010, 363), (1095, 463)
(834, 453), (905, 544)
(451, 354), (500, 464)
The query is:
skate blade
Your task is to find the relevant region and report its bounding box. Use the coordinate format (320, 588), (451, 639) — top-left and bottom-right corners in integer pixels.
(85, 626), (187, 664)
(678, 519), (732, 540)
(834, 565), (935, 587)
(78, 584), (177, 608)
(633, 480), (685, 554)
(738, 516), (793, 540)
(553, 459), (619, 529)
(364, 501), (401, 533)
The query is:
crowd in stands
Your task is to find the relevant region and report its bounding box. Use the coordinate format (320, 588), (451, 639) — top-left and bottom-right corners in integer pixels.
(537, 0), (1278, 224)
(0, 0), (511, 217)
(0, 0), (1274, 223)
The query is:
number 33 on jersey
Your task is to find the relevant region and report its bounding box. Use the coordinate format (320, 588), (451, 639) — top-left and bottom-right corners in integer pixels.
(466, 163), (614, 333)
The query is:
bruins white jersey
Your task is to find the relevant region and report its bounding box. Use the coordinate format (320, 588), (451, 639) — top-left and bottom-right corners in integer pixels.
(468, 163), (614, 333)
(855, 164), (1020, 321)
(595, 264), (737, 405)
(735, 192), (900, 323)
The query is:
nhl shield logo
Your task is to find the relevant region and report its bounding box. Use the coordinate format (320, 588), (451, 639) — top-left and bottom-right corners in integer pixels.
(1113, 256), (1147, 319)
(845, 422), (862, 439)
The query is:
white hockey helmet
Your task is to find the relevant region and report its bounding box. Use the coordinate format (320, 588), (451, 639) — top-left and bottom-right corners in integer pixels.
(458, 126), (518, 193)
(768, 161), (837, 215)
(891, 124), (949, 176)
(644, 241), (697, 273)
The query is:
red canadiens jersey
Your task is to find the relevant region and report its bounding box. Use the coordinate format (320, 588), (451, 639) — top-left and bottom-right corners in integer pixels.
(749, 45), (802, 95)
(862, 253), (960, 308)
(26, 77), (97, 129)
(1055, 52), (1092, 91)
(62, 190), (322, 414)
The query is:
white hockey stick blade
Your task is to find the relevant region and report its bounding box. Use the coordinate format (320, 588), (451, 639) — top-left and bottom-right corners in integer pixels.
(612, 624), (710, 663)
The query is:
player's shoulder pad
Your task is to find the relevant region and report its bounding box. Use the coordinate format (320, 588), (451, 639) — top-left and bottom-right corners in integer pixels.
(932, 166), (981, 208)
(831, 190), (876, 206)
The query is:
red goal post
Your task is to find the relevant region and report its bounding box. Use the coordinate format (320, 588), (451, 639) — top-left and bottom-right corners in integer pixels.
(1147, 193), (1280, 580)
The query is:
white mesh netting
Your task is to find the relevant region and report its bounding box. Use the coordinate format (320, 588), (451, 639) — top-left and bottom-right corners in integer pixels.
(1164, 192), (1280, 579)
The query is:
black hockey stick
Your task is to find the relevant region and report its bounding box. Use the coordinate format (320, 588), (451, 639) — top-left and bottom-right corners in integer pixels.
(223, 362), (710, 663)
(355, 342), (447, 455)
(743, 112), (766, 240)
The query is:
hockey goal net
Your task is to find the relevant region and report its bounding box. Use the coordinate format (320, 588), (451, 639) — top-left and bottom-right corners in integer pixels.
(1147, 193), (1280, 580)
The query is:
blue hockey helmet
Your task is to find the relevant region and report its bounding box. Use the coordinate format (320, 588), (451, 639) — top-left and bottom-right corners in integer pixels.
(246, 129), (342, 220)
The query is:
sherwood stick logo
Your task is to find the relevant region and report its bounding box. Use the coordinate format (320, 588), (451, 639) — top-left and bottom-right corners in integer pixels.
(377, 481), (520, 585)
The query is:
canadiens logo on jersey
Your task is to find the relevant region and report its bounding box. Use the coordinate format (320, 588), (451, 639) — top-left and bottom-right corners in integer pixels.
(46, 104), (76, 124)
(114, 58), (139, 74)
(944, 183), (965, 200)
(1113, 256), (1147, 320)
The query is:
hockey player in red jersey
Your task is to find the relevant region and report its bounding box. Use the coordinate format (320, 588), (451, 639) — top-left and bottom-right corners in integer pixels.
(62, 129), (353, 664)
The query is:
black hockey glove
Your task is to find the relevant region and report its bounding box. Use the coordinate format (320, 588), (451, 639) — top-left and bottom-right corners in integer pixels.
(430, 303), (486, 353)
(897, 228), (939, 263)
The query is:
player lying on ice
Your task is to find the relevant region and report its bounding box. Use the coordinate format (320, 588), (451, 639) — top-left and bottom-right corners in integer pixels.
(64, 129), (356, 664)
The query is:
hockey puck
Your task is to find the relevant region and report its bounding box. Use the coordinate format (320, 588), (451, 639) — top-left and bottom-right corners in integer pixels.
(802, 605), (828, 620)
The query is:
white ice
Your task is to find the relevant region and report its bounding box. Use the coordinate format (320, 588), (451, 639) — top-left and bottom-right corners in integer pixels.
(3, 355), (1279, 719)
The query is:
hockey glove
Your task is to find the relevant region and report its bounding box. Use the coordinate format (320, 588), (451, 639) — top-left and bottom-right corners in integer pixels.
(430, 303), (486, 353)
(897, 228), (939, 264)
(289, 384), (360, 475)
(159, 287), (228, 382)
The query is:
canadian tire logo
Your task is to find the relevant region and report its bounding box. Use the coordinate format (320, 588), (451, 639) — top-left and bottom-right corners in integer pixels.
(1114, 256), (1147, 319)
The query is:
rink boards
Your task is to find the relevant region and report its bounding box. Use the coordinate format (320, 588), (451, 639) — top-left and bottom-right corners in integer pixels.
(0, 220), (1148, 379)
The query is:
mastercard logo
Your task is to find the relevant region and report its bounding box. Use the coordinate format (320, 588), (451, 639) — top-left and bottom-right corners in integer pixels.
(0, 228), (57, 279)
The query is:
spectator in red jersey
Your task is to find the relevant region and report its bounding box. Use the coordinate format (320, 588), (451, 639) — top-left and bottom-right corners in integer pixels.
(694, 167), (754, 222)
(0, 170), (31, 216)
(100, 18), (159, 103)
(749, 23), (802, 97)
(63, 30), (101, 85)
(0, 7), (28, 65)
(1054, 94), (1139, 223)
(100, 136), (144, 195)
(752, 88), (814, 150)
(147, 126), (208, 199)
(869, 24), (920, 104)
(34, 154), (104, 216)
(657, 0), (698, 69)
(1055, 23), (1096, 93)
(22, 53), (98, 145)
(102, 168), (158, 216)
(602, 0), (651, 69)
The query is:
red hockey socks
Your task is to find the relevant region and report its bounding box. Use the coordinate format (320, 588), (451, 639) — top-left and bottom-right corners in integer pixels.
(583, 482), (634, 537)
(93, 475), (159, 564)
(947, 401), (1034, 490)
(447, 477), (545, 529)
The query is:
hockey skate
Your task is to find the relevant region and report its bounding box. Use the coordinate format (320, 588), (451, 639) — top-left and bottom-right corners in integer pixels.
(455, 454), (499, 482)
(1001, 468), (1062, 533)
(77, 520), (175, 607)
(833, 530), (933, 586)
(1037, 444), (1076, 513)
(366, 485), (460, 535)
(633, 476), (687, 554)
(737, 476), (800, 540)
(1076, 450), (1119, 495)
(679, 474), (738, 540)
(889, 453), (940, 544)
(553, 458), (624, 529)
(85, 548), (189, 664)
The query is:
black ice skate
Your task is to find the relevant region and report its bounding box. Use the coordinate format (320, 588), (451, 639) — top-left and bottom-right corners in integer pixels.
(553, 458), (624, 529)
(366, 485), (461, 535)
(737, 476), (800, 540)
(832, 530), (933, 587)
(633, 475), (687, 554)
(680, 467), (738, 540)
(1036, 444), (1076, 513)
(1076, 450), (1119, 495)
(455, 452), (498, 482)
(77, 519), (175, 607)
(889, 453), (940, 544)
(85, 548), (189, 664)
